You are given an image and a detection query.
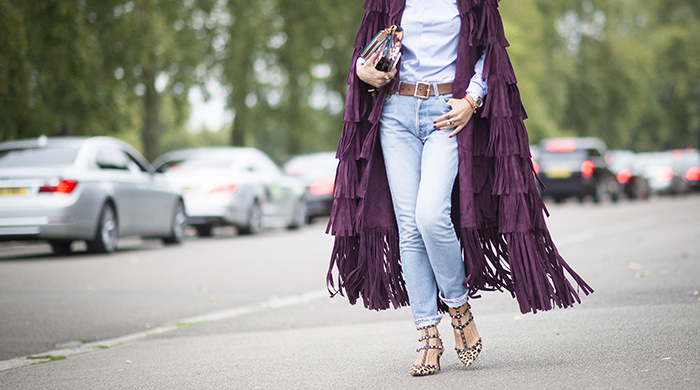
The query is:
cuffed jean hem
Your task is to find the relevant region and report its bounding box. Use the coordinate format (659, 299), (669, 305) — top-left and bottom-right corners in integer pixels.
(440, 290), (470, 309)
(414, 315), (443, 329)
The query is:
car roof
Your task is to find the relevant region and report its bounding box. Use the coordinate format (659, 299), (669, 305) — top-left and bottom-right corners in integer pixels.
(539, 137), (608, 153)
(0, 136), (137, 149)
(0, 136), (88, 150)
(155, 147), (263, 161)
(0, 136), (151, 167)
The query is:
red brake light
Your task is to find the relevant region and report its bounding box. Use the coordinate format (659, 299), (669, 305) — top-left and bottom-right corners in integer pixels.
(580, 160), (595, 178)
(616, 169), (632, 184)
(309, 176), (335, 196)
(208, 184), (239, 196)
(545, 140), (577, 152)
(39, 180), (78, 196)
(685, 166), (700, 182)
(532, 161), (540, 175)
(655, 167), (674, 182)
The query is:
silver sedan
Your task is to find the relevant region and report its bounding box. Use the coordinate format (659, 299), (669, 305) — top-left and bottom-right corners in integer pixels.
(0, 136), (187, 254)
(153, 147), (306, 236)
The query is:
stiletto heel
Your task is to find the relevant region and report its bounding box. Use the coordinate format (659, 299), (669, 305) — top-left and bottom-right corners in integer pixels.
(409, 324), (444, 376)
(449, 302), (482, 368)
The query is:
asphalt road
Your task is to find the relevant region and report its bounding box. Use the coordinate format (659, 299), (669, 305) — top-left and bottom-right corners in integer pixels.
(0, 194), (699, 389)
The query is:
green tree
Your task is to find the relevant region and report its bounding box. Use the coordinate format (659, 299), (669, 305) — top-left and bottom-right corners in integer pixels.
(0, 0), (124, 141)
(90, 0), (221, 160)
(651, 0), (700, 149)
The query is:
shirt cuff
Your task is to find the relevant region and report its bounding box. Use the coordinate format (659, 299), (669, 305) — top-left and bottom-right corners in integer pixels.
(466, 83), (486, 99)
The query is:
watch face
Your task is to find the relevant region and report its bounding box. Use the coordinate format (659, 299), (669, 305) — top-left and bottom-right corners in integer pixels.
(467, 92), (483, 108)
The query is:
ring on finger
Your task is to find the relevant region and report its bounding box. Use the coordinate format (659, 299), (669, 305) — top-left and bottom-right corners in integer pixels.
(448, 120), (454, 125)
(383, 73), (390, 81)
(446, 114), (451, 119)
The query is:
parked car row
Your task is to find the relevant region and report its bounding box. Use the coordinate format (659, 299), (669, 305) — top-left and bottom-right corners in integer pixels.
(0, 136), (335, 255)
(632, 148), (700, 195)
(531, 137), (699, 203)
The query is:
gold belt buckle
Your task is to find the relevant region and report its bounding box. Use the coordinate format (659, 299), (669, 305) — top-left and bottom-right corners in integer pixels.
(413, 82), (430, 99)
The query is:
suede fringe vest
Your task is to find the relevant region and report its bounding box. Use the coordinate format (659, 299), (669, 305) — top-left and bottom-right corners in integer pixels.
(326, 0), (593, 314)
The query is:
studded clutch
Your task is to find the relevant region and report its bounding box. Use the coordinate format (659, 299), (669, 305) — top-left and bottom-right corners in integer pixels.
(359, 25), (403, 72)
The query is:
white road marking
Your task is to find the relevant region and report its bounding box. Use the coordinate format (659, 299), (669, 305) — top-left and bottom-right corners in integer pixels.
(0, 289), (328, 372)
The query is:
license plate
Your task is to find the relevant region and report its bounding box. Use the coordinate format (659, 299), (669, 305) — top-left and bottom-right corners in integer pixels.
(0, 187), (27, 196)
(545, 169), (572, 179)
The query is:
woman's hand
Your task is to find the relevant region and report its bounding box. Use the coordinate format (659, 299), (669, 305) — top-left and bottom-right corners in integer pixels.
(356, 51), (397, 88)
(434, 98), (474, 138)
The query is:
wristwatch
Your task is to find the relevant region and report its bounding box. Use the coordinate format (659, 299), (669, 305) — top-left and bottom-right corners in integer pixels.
(466, 91), (483, 108)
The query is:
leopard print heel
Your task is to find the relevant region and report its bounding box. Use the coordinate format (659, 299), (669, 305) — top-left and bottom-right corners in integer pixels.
(449, 302), (482, 368)
(409, 325), (444, 376)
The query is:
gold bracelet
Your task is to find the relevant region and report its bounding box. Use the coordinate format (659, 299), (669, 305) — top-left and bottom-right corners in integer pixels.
(463, 95), (477, 111)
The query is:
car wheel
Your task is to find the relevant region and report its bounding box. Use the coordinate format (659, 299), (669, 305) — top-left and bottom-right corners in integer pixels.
(239, 200), (263, 235)
(87, 202), (118, 253)
(162, 200), (187, 245)
(195, 225), (213, 237)
(287, 199), (307, 230)
(49, 240), (73, 255)
(593, 180), (607, 204)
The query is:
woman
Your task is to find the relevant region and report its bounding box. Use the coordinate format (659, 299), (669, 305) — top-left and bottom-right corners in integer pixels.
(327, 0), (593, 377)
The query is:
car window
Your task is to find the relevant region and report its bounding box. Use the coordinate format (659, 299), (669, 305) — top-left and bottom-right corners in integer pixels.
(0, 147), (80, 167)
(155, 158), (186, 173)
(178, 156), (235, 169)
(124, 152), (149, 173)
(96, 148), (130, 170)
(587, 148), (602, 157)
(249, 153), (282, 175)
(540, 150), (587, 162)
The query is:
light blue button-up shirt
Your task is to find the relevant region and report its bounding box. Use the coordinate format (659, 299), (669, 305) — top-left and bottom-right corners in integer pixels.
(358, 0), (488, 98)
(400, 0), (487, 98)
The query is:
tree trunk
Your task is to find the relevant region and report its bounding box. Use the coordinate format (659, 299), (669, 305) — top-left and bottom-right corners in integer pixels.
(285, 71), (302, 157)
(230, 93), (247, 146)
(141, 68), (160, 161)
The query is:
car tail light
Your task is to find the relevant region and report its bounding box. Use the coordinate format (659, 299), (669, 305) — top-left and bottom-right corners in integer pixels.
(208, 184), (239, 196)
(545, 140), (577, 152)
(580, 160), (595, 178)
(616, 169), (632, 184)
(39, 180), (78, 196)
(655, 167), (674, 182)
(686, 166), (700, 182)
(309, 176), (335, 196)
(532, 161), (540, 175)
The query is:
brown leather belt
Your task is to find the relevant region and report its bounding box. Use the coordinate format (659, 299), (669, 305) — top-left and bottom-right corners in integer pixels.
(390, 82), (454, 99)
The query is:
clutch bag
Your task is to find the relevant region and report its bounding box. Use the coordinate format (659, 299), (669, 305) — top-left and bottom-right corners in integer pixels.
(359, 25), (403, 72)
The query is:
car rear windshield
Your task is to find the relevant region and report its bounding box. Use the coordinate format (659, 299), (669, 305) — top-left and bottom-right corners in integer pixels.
(540, 150), (588, 162)
(177, 157), (236, 169)
(0, 147), (80, 167)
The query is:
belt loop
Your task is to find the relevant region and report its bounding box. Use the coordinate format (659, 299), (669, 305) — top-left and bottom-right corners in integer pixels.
(433, 83), (441, 99)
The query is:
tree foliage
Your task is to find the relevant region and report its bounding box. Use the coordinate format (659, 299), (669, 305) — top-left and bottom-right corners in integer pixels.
(1, 0), (698, 163)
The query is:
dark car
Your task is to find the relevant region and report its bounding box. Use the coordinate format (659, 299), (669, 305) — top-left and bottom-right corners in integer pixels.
(605, 150), (650, 200)
(0, 136), (187, 254)
(673, 148), (700, 192)
(537, 137), (621, 203)
(283, 152), (338, 223)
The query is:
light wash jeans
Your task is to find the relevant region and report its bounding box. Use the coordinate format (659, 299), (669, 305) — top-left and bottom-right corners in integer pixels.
(379, 87), (469, 329)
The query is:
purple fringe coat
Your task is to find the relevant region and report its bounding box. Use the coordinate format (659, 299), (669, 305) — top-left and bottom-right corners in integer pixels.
(326, 0), (593, 315)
